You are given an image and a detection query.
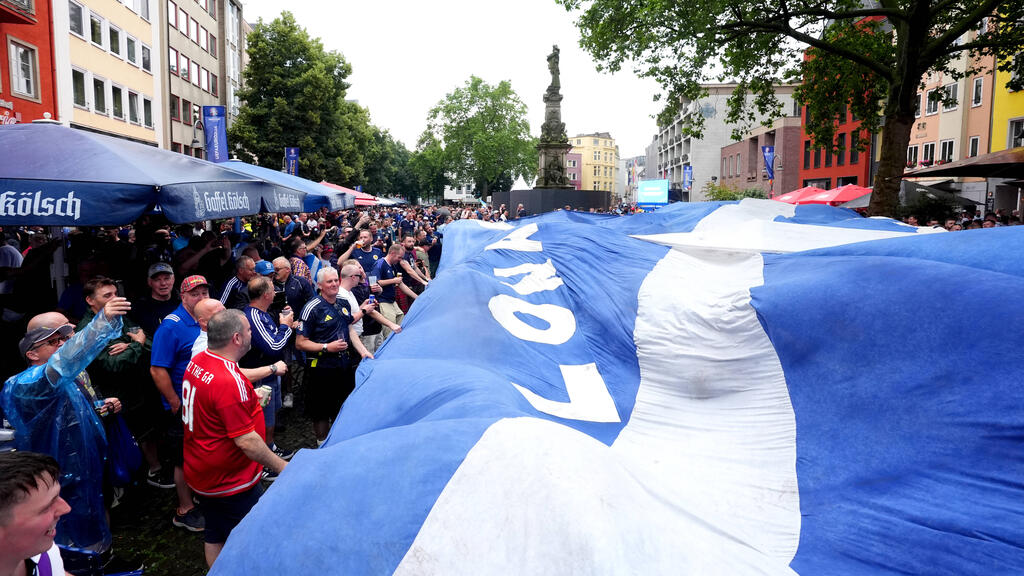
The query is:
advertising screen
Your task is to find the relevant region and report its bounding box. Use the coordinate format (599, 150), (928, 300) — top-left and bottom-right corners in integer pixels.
(637, 179), (669, 205)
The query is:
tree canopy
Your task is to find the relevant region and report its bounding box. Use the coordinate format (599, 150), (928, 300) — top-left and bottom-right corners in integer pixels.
(557, 0), (1024, 216)
(227, 12), (373, 186)
(424, 76), (538, 198)
(409, 134), (451, 203)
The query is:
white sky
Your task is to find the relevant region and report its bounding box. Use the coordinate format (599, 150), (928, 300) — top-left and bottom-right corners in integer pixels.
(239, 0), (663, 159)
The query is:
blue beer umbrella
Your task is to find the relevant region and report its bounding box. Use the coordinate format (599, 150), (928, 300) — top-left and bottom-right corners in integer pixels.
(0, 122), (303, 225)
(222, 160), (353, 211)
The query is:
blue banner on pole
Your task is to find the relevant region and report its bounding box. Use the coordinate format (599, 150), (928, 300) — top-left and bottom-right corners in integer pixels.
(203, 106), (228, 163)
(285, 147), (300, 176)
(355, 185), (363, 192)
(762, 146), (775, 181)
(683, 165), (693, 191)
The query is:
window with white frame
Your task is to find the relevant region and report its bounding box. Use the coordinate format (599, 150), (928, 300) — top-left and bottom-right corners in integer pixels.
(200, 26), (208, 51)
(72, 68), (86, 107)
(10, 0), (34, 14)
(90, 13), (104, 47)
(141, 45), (151, 72)
(128, 91), (140, 124)
(108, 24), (122, 58)
(143, 96), (153, 128)
(1010, 119), (1024, 148)
(69, 1), (85, 37)
(8, 38), (40, 99)
(190, 61), (199, 86)
(178, 7), (188, 34)
(200, 68), (209, 91)
(189, 18), (199, 43)
(169, 47), (178, 74)
(179, 54), (189, 81)
(972, 78), (983, 106)
(969, 136), (979, 157)
(111, 84), (124, 119)
(569, 172), (575, 180)
(925, 89), (938, 115)
(167, 0), (177, 29)
(126, 36), (137, 65)
(939, 139), (954, 162)
(922, 142), (935, 162)
(942, 83), (958, 111)
(93, 76), (107, 114)
(907, 145), (918, 165)
(914, 93), (921, 117)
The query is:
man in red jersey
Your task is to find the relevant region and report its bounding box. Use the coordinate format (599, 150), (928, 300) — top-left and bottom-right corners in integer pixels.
(182, 309), (287, 567)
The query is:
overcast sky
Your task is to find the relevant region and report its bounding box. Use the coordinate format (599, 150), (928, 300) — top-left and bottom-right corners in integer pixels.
(240, 0), (663, 159)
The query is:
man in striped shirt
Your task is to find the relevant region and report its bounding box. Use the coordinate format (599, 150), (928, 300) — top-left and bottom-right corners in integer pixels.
(183, 309), (287, 567)
(219, 256), (257, 311)
(241, 277), (296, 463)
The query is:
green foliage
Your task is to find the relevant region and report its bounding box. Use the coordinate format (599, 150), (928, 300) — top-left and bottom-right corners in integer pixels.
(557, 0), (1024, 216)
(363, 128), (415, 201)
(425, 76), (538, 198)
(409, 135), (450, 203)
(701, 182), (768, 202)
(227, 12), (373, 185)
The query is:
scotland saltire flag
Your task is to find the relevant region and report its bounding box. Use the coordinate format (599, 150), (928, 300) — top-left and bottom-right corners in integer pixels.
(212, 199), (1024, 575)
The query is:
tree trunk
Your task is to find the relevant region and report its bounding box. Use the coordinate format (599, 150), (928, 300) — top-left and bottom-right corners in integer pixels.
(868, 114), (914, 217)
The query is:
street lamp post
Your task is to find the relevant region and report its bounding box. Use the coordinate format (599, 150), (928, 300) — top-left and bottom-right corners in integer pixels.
(191, 104), (204, 157)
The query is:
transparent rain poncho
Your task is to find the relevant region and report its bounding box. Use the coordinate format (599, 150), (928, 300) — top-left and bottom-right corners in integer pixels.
(0, 311), (123, 552)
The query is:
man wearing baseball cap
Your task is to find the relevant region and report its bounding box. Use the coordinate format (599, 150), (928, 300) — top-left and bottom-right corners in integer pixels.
(150, 275), (210, 532)
(0, 294), (131, 555)
(131, 263), (179, 338)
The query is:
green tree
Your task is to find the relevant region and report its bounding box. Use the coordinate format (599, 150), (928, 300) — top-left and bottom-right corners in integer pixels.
(228, 12), (373, 185)
(425, 76), (538, 198)
(409, 134), (451, 203)
(557, 0), (1024, 216)
(702, 183), (769, 201)
(363, 128), (414, 200)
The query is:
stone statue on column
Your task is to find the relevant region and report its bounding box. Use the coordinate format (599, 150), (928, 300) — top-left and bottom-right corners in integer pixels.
(537, 45), (572, 188)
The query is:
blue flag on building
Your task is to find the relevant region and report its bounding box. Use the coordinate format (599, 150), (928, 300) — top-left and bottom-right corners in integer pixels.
(202, 106), (228, 163)
(212, 200), (1024, 575)
(762, 145), (776, 181)
(683, 164), (693, 191)
(285, 147), (300, 176)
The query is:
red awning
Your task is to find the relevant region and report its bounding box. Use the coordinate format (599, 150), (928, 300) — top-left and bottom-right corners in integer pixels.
(320, 181), (378, 206)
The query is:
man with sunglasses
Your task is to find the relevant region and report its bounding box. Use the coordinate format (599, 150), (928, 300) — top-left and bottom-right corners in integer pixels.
(0, 294), (131, 556)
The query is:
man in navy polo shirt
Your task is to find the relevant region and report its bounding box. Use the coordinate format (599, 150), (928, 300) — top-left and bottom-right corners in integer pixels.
(297, 268), (373, 445)
(150, 274), (208, 532)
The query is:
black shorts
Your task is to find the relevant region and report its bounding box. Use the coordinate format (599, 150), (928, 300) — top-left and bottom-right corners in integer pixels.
(303, 364), (353, 421)
(161, 408), (184, 466)
(197, 483), (264, 544)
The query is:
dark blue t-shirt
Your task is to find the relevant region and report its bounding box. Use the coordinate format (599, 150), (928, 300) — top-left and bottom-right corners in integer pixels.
(371, 258), (397, 303)
(353, 247), (384, 275)
(298, 297), (353, 369)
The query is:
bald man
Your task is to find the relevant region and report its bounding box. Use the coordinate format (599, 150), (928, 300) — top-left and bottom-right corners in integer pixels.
(0, 296), (130, 554)
(191, 298), (287, 385)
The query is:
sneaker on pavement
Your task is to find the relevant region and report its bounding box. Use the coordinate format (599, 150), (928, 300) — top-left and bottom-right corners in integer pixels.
(146, 467), (175, 489)
(261, 467), (279, 482)
(272, 445), (295, 461)
(172, 507), (205, 532)
(281, 393), (294, 408)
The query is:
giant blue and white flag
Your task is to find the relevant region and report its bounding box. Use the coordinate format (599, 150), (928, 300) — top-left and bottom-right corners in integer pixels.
(212, 199), (1024, 575)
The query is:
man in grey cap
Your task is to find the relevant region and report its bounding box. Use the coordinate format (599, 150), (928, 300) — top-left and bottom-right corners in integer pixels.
(0, 295), (131, 554)
(130, 262), (179, 337)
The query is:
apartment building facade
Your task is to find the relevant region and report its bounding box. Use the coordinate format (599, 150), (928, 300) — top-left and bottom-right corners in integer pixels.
(570, 132), (619, 193)
(721, 116), (802, 196)
(53, 0), (161, 144)
(160, 0), (222, 156)
(1, 0), (58, 124)
(652, 84), (797, 201)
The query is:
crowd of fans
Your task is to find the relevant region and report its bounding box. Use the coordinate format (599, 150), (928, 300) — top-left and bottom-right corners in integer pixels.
(902, 208), (1024, 230)
(0, 203), (471, 574)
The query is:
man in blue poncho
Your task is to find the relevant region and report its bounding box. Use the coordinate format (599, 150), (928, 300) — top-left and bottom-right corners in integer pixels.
(0, 295), (131, 554)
